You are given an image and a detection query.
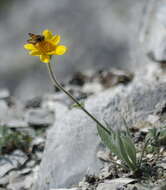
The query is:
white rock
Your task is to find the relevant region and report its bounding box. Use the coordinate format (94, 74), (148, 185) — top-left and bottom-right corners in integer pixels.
(50, 188), (78, 190)
(36, 81), (166, 189)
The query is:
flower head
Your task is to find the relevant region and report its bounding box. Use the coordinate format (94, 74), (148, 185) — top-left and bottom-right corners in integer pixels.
(24, 29), (67, 63)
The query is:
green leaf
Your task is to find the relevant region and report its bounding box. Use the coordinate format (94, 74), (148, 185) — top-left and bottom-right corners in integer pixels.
(97, 125), (138, 172)
(116, 130), (136, 171)
(97, 125), (120, 157)
(122, 136), (137, 166)
(71, 101), (85, 109)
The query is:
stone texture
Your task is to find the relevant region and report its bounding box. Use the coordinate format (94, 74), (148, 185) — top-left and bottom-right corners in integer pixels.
(36, 77), (166, 189)
(50, 189), (78, 190)
(0, 1), (165, 190)
(96, 178), (135, 190)
(25, 108), (54, 127)
(144, 1), (166, 62)
(34, 1), (166, 184)
(0, 150), (28, 178)
(0, 89), (10, 100)
(96, 183), (121, 190)
(0, 100), (9, 122)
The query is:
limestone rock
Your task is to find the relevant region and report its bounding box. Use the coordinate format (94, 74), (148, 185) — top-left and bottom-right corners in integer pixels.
(36, 80), (166, 189)
(96, 178), (136, 190)
(0, 150), (28, 178)
(25, 108), (54, 128)
(145, 1), (166, 62)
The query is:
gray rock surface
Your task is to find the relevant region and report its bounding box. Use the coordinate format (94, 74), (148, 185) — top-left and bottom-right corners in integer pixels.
(0, 100), (9, 122)
(7, 173), (34, 190)
(0, 0), (165, 189)
(0, 150), (28, 178)
(0, 89), (10, 100)
(96, 178), (136, 190)
(36, 76), (166, 189)
(33, 1), (166, 189)
(50, 189), (78, 190)
(0, 0), (146, 100)
(145, 1), (166, 62)
(25, 108), (54, 127)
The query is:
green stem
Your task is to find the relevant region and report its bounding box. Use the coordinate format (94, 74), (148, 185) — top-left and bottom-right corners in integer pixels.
(46, 62), (111, 134)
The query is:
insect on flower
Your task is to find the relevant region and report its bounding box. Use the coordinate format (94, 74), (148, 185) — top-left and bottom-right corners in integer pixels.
(27, 33), (45, 45)
(24, 29), (67, 63)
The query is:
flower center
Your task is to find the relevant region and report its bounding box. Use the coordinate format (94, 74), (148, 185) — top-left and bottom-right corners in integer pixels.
(35, 41), (55, 53)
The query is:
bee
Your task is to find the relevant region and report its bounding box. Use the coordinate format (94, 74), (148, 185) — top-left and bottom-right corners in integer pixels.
(27, 33), (44, 44)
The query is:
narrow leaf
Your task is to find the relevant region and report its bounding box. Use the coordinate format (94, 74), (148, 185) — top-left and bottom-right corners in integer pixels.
(122, 136), (137, 166)
(116, 130), (136, 171)
(97, 125), (120, 156)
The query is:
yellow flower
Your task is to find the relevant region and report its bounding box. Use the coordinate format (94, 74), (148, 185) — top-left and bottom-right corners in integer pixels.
(24, 29), (67, 63)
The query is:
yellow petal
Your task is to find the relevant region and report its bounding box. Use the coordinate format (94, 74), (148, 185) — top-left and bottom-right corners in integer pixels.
(40, 54), (50, 63)
(24, 44), (36, 50)
(29, 50), (42, 56)
(42, 29), (53, 40)
(55, 45), (67, 55)
(51, 35), (61, 45)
